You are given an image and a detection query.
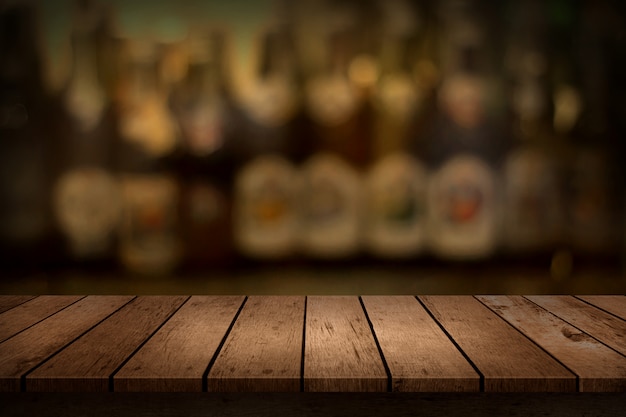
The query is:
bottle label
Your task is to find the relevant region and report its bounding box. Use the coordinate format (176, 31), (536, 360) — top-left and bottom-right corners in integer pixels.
(366, 153), (427, 257)
(306, 74), (358, 126)
(119, 174), (180, 274)
(178, 97), (224, 156)
(300, 153), (362, 257)
(503, 148), (561, 250)
(119, 93), (179, 157)
(53, 167), (121, 256)
(428, 155), (497, 259)
(438, 74), (486, 129)
(65, 73), (106, 132)
(234, 155), (298, 258)
(375, 73), (421, 121)
(244, 77), (298, 127)
(187, 182), (223, 226)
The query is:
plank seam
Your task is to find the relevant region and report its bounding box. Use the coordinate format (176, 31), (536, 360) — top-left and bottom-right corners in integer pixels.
(523, 296), (626, 362)
(202, 296), (248, 392)
(20, 295), (138, 392)
(359, 296), (392, 392)
(573, 296), (626, 323)
(109, 295), (192, 392)
(300, 296), (307, 393)
(415, 296), (485, 392)
(0, 295), (38, 315)
(476, 296), (580, 392)
(0, 296), (88, 344)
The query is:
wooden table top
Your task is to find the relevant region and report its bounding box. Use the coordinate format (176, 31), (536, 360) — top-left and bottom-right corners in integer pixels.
(0, 295), (624, 393)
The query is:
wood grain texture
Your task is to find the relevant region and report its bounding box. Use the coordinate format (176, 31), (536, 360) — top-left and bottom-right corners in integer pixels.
(419, 296), (576, 392)
(0, 295), (134, 392)
(304, 296), (387, 392)
(362, 296), (479, 392)
(0, 296), (84, 342)
(207, 296), (304, 392)
(478, 295), (626, 392)
(26, 296), (188, 392)
(0, 295), (37, 314)
(576, 296), (626, 320)
(114, 296), (244, 392)
(526, 296), (626, 357)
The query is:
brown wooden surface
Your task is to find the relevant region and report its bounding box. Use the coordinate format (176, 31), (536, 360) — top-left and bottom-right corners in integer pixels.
(478, 295), (626, 392)
(576, 295), (626, 320)
(207, 296), (305, 392)
(304, 296), (387, 392)
(115, 296), (245, 392)
(526, 296), (626, 357)
(419, 296), (576, 392)
(0, 295), (134, 391)
(0, 295), (84, 342)
(26, 296), (188, 392)
(362, 296), (480, 392)
(0, 295), (624, 393)
(0, 295), (37, 314)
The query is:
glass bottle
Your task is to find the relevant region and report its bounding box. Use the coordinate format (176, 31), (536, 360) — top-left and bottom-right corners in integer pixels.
(115, 39), (181, 277)
(52, 0), (121, 268)
(171, 29), (238, 271)
(233, 25), (305, 262)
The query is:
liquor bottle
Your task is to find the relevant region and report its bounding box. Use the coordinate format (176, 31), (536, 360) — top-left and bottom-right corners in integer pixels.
(301, 22), (368, 260)
(0, 1), (53, 268)
(115, 39), (181, 277)
(365, 0), (430, 259)
(563, 0), (621, 260)
(171, 29), (237, 270)
(233, 25), (305, 262)
(501, 0), (565, 262)
(52, 0), (121, 268)
(425, 10), (505, 261)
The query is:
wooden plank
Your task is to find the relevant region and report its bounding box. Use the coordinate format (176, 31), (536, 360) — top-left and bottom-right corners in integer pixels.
(114, 296), (244, 392)
(362, 296), (479, 392)
(0, 296), (85, 342)
(0, 295), (37, 314)
(526, 296), (626, 357)
(576, 296), (626, 320)
(0, 295), (134, 392)
(419, 296), (576, 392)
(207, 296), (304, 392)
(478, 295), (626, 392)
(26, 296), (188, 392)
(304, 296), (387, 392)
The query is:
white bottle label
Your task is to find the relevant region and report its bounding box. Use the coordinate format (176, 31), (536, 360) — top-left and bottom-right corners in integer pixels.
(178, 97), (224, 156)
(428, 155), (498, 259)
(503, 147), (561, 250)
(300, 153), (362, 257)
(366, 152), (427, 258)
(119, 174), (180, 274)
(120, 93), (179, 157)
(234, 155), (298, 258)
(53, 167), (121, 256)
(306, 74), (358, 126)
(244, 76), (298, 127)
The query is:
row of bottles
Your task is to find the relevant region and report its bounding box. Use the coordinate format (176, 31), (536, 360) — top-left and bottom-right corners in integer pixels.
(0, 0), (624, 276)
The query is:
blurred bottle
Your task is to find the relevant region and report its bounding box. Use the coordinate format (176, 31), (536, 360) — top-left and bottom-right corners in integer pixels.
(115, 39), (181, 277)
(233, 24), (306, 262)
(501, 0), (566, 263)
(365, 0), (431, 260)
(563, 0), (621, 261)
(51, 0), (121, 269)
(0, 1), (54, 269)
(301, 19), (368, 261)
(425, 6), (505, 261)
(171, 29), (237, 270)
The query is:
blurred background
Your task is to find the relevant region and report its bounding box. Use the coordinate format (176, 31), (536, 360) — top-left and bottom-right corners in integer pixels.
(1, 0), (625, 294)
